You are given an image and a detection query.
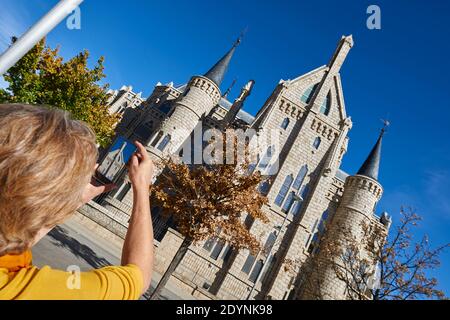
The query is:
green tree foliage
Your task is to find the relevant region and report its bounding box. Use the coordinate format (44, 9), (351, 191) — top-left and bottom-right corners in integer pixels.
(0, 38), (119, 147)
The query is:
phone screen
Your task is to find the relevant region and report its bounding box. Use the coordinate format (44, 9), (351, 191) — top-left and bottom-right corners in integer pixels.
(95, 136), (138, 184)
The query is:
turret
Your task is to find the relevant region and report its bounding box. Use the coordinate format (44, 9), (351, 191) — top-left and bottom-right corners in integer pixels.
(300, 126), (387, 300)
(147, 37), (242, 154)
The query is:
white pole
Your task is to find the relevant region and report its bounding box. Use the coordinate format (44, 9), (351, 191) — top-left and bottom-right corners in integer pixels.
(0, 0), (84, 75)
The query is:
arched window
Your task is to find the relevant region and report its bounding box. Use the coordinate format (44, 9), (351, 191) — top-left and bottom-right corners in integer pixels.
(264, 232), (277, 254)
(292, 165), (308, 190)
(300, 184), (310, 200)
(291, 184), (310, 216)
(242, 253), (256, 274)
(249, 259), (264, 283)
(258, 145), (275, 170)
(307, 209), (330, 254)
(282, 191), (296, 213)
(313, 137), (321, 149)
(260, 254), (274, 284)
(301, 84), (318, 104)
(280, 118), (290, 130)
(319, 93), (331, 116)
(274, 174), (293, 206)
(259, 180), (271, 195)
(151, 131), (164, 147)
(221, 245), (233, 262)
(210, 240), (225, 260)
(317, 210), (329, 233)
(243, 232), (276, 282)
(157, 134), (171, 151)
(203, 237), (216, 251)
(291, 197), (302, 216)
(248, 162), (257, 173)
(307, 233), (319, 254)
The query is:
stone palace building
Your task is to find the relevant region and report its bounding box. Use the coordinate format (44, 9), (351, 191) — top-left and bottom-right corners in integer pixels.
(75, 35), (391, 300)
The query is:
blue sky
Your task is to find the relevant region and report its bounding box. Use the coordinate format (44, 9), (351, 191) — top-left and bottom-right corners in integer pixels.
(1, 0), (449, 296)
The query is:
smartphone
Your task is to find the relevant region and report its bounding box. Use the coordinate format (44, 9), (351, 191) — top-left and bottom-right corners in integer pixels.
(95, 136), (138, 185)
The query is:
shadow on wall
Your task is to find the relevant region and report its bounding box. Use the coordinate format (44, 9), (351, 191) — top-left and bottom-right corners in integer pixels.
(48, 226), (112, 269)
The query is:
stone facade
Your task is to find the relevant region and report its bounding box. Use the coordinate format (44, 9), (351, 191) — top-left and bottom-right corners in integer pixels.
(76, 35), (390, 300)
(297, 174), (385, 300)
(106, 85), (144, 115)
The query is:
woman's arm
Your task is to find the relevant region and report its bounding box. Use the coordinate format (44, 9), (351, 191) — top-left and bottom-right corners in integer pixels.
(121, 141), (154, 295)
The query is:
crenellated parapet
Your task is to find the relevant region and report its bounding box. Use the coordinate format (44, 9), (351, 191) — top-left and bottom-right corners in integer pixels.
(345, 175), (383, 199)
(189, 76), (221, 106)
(311, 118), (339, 142)
(278, 98), (306, 120)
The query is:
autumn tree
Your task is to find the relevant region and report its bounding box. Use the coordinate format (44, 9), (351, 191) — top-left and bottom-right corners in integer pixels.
(298, 207), (448, 300)
(0, 37), (119, 147)
(147, 132), (269, 300)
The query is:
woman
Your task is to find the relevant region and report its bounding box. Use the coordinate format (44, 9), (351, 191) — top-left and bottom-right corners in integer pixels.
(0, 103), (154, 300)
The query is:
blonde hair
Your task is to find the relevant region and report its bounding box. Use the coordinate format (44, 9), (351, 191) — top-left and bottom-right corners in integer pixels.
(0, 104), (98, 256)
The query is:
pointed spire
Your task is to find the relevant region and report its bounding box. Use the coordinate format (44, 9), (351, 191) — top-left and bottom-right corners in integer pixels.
(357, 121), (389, 181)
(327, 35), (354, 69)
(204, 34), (243, 87)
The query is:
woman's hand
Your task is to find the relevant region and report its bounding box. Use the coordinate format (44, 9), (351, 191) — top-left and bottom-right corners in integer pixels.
(122, 141), (155, 294)
(81, 164), (117, 205)
(128, 141), (154, 191)
(81, 181), (117, 205)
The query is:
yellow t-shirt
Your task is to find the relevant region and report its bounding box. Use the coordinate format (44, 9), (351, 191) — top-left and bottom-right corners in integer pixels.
(0, 251), (143, 300)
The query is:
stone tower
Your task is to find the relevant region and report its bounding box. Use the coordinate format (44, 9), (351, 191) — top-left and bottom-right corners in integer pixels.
(146, 38), (241, 155)
(97, 38), (242, 221)
(300, 129), (386, 300)
(229, 35), (355, 300)
(77, 34), (394, 301)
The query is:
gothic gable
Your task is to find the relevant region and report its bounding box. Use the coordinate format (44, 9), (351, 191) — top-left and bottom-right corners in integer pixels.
(283, 67), (348, 129)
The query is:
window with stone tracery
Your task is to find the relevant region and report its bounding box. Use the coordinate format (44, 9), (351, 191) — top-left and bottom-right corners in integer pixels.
(157, 134), (171, 151)
(301, 84), (318, 104)
(319, 93), (331, 116)
(313, 137), (322, 149)
(281, 117), (290, 130)
(274, 174), (293, 207)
